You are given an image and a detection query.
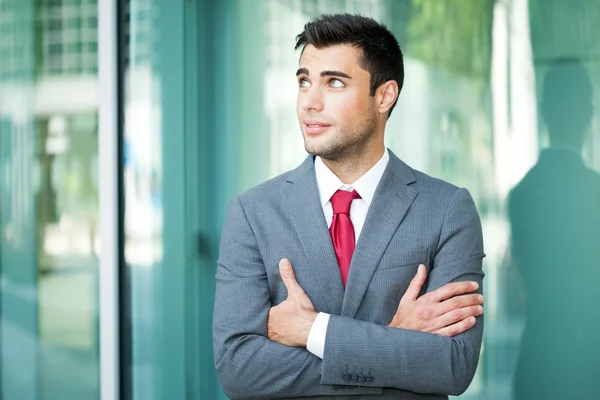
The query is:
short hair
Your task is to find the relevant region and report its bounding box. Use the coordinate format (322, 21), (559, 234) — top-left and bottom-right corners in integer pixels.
(295, 13), (404, 118)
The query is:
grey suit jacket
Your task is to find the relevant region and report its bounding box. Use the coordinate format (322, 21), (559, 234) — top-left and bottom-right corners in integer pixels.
(213, 150), (485, 399)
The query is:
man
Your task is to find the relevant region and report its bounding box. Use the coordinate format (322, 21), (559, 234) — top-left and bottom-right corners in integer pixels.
(213, 14), (485, 399)
(509, 58), (600, 399)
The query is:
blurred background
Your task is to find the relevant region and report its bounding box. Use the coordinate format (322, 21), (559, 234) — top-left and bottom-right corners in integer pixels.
(0, 0), (598, 399)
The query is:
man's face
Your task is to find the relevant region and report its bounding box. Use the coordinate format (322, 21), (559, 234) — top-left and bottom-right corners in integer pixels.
(296, 44), (378, 160)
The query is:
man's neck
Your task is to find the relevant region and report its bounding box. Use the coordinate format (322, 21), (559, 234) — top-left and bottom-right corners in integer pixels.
(321, 144), (386, 184)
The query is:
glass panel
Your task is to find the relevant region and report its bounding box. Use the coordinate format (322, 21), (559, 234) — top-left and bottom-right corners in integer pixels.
(507, 2), (600, 399)
(0, 0), (100, 399)
(123, 0), (224, 398)
(123, 0), (167, 396)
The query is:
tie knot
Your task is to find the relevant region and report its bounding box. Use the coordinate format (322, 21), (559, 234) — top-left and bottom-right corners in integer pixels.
(330, 189), (361, 215)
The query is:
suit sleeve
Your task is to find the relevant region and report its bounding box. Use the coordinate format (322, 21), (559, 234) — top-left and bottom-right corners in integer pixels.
(212, 197), (383, 399)
(320, 188), (485, 395)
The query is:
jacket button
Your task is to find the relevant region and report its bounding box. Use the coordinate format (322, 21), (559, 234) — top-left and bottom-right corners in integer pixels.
(342, 373), (352, 382)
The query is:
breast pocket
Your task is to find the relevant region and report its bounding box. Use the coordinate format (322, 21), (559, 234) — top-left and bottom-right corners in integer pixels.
(360, 247), (430, 324)
(376, 246), (429, 271)
(365, 263), (421, 324)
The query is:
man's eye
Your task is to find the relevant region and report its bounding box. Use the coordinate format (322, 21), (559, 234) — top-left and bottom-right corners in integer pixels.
(329, 79), (344, 88)
(298, 78), (310, 87)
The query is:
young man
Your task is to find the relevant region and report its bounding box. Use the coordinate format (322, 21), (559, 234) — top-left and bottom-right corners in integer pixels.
(213, 14), (485, 399)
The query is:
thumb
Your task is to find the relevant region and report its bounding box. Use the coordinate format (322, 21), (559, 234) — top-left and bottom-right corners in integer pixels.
(279, 258), (299, 294)
(402, 264), (427, 302)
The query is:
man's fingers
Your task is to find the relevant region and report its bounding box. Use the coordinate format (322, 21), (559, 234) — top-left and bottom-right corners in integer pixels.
(279, 258), (296, 287)
(401, 264), (427, 302)
(432, 305), (483, 333)
(432, 316), (478, 337)
(279, 258), (300, 295)
(423, 280), (480, 303)
(435, 294), (484, 317)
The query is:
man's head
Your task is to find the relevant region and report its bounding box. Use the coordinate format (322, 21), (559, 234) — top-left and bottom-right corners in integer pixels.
(542, 57), (594, 150)
(295, 14), (404, 160)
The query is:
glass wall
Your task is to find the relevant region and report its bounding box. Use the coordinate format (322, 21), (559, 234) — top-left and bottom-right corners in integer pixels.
(0, 0), (100, 399)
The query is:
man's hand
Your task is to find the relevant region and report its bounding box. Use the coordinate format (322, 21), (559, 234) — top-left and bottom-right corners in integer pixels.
(268, 259), (318, 347)
(388, 264), (484, 336)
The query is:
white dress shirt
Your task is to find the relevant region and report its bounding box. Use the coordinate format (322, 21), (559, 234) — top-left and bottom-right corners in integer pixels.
(306, 148), (390, 359)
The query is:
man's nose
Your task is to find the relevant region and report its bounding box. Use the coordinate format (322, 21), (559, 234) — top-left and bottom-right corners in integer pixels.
(300, 86), (324, 112)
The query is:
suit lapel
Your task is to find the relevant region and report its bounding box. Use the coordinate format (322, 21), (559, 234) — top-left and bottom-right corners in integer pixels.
(281, 156), (345, 314)
(342, 152), (418, 317)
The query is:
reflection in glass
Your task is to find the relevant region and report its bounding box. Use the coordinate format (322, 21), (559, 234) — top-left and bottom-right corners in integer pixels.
(508, 58), (600, 399)
(1, 0), (99, 399)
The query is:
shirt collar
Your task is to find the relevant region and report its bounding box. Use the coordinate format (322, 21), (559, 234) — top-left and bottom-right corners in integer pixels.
(314, 148), (389, 208)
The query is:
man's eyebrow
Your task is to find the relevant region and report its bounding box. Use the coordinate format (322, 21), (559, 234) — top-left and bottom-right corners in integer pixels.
(296, 68), (309, 76)
(295, 68), (352, 79)
(321, 70), (352, 79)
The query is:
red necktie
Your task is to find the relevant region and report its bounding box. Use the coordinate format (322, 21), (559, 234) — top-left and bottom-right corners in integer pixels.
(329, 189), (361, 288)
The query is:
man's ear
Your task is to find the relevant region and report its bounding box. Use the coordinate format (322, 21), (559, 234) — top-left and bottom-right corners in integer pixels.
(376, 80), (399, 116)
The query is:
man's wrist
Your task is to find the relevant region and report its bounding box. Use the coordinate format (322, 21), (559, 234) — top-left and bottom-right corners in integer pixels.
(300, 310), (318, 347)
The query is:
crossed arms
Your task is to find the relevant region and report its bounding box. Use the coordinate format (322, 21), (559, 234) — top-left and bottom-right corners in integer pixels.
(213, 188), (485, 399)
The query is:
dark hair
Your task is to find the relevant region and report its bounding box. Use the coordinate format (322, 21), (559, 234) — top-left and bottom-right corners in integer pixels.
(295, 13), (404, 118)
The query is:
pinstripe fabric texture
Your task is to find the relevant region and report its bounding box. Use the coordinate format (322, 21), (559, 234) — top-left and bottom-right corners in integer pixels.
(213, 150), (485, 399)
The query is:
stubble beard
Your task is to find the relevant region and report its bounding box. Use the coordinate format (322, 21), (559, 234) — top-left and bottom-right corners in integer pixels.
(303, 112), (378, 162)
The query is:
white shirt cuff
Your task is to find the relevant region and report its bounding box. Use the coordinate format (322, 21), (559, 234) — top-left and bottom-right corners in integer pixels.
(306, 312), (330, 359)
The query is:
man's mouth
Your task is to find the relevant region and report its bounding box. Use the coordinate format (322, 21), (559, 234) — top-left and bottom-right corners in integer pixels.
(304, 120), (331, 135)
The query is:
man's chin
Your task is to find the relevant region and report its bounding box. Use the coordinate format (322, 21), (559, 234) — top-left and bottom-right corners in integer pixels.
(304, 144), (339, 160)
(303, 140), (326, 157)
(303, 134), (342, 158)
